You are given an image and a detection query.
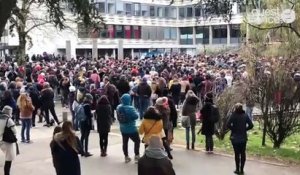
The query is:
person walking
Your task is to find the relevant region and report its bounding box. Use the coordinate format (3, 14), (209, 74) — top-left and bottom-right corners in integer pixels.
(17, 93), (34, 143)
(138, 136), (176, 175)
(95, 95), (112, 157)
(182, 90), (199, 150)
(117, 94), (140, 163)
(139, 107), (163, 147)
(27, 86), (40, 127)
(79, 94), (94, 157)
(50, 121), (82, 175)
(137, 77), (152, 120)
(0, 106), (17, 175)
(199, 93), (220, 153)
(227, 103), (253, 175)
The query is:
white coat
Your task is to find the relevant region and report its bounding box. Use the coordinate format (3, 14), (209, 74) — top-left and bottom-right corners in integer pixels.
(0, 116), (17, 161)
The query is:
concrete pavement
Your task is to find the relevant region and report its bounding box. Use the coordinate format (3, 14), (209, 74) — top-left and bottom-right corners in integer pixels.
(0, 105), (299, 175)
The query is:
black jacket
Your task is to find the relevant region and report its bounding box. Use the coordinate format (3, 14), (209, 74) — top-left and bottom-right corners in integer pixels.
(40, 88), (55, 108)
(137, 82), (152, 98)
(116, 80), (130, 96)
(138, 154), (176, 175)
(200, 102), (216, 136)
(82, 102), (93, 130)
(227, 111), (254, 144)
(96, 104), (112, 133)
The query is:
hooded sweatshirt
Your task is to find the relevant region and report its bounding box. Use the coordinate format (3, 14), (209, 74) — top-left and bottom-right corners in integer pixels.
(117, 94), (139, 134)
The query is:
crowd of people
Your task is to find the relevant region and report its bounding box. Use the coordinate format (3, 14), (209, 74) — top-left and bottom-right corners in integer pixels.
(0, 53), (255, 175)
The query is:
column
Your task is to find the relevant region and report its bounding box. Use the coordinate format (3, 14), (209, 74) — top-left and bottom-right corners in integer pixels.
(131, 49), (134, 59)
(112, 49), (116, 59)
(209, 25), (213, 45)
(118, 40), (124, 60)
(92, 39), (98, 60)
(227, 24), (231, 45)
(192, 26), (196, 45)
(177, 27), (180, 45)
(66, 40), (71, 61)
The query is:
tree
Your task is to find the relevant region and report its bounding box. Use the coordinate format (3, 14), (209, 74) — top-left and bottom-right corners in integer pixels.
(1, 0), (103, 64)
(0, 0), (17, 37)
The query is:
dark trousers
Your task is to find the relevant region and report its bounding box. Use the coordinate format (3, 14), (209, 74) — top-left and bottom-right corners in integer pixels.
(121, 132), (140, 157)
(31, 107), (38, 126)
(205, 135), (214, 151)
(232, 142), (247, 172)
(163, 129), (172, 156)
(99, 132), (108, 152)
(4, 161), (12, 175)
(80, 124), (91, 153)
(44, 105), (59, 124)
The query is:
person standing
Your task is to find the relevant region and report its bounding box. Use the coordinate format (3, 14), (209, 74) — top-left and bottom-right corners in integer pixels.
(79, 94), (94, 157)
(117, 94), (140, 163)
(137, 77), (151, 120)
(95, 95), (112, 157)
(116, 75), (130, 97)
(169, 76), (181, 108)
(17, 94), (34, 143)
(50, 121), (82, 175)
(27, 86), (40, 127)
(0, 106), (17, 175)
(227, 103), (253, 175)
(182, 90), (199, 150)
(199, 93), (220, 153)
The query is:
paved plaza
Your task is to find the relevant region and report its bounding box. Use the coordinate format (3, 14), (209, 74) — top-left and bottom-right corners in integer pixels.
(0, 106), (299, 175)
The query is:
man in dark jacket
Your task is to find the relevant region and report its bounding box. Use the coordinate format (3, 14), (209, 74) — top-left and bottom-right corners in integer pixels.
(137, 77), (151, 119)
(27, 85), (40, 127)
(116, 75), (130, 96)
(138, 136), (175, 175)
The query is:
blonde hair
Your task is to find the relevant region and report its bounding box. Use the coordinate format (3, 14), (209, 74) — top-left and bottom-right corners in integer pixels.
(17, 93), (33, 111)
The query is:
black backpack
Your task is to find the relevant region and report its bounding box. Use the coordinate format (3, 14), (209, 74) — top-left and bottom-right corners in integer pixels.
(210, 105), (220, 123)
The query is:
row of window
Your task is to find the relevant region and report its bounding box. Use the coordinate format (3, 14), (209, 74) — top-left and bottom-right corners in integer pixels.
(91, 0), (210, 18)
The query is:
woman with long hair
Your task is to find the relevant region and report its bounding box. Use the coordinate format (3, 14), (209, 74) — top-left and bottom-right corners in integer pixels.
(227, 103), (253, 175)
(17, 93), (34, 143)
(95, 95), (112, 157)
(50, 121), (82, 175)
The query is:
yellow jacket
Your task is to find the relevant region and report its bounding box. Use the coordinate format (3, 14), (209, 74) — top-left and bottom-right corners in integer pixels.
(139, 119), (164, 144)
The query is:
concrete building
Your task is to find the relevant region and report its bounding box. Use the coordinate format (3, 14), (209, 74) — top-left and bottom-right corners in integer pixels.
(0, 0), (243, 59)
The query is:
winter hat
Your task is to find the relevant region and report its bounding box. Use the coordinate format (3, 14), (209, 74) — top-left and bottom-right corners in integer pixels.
(2, 106), (13, 117)
(148, 135), (163, 149)
(156, 97), (168, 106)
(69, 86), (76, 92)
(84, 93), (93, 101)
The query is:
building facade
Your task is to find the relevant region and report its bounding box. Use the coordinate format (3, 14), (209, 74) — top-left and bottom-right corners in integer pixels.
(0, 0), (243, 59)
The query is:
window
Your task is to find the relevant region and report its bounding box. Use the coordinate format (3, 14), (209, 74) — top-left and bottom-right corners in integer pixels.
(115, 25), (124, 38)
(116, 2), (124, 15)
(179, 8), (185, 18)
(170, 7), (177, 19)
(195, 8), (201, 17)
(149, 27), (157, 40)
(107, 25), (115, 38)
(164, 28), (171, 40)
(125, 3), (132, 16)
(157, 7), (163, 17)
(157, 27), (164, 40)
(141, 5), (148, 16)
(230, 24), (241, 43)
(180, 27), (193, 45)
(196, 26), (209, 44)
(133, 26), (141, 39)
(165, 7), (169, 18)
(150, 6), (155, 17)
(186, 7), (193, 17)
(213, 25), (227, 44)
(78, 24), (89, 38)
(133, 3), (141, 16)
(95, 2), (105, 13)
(100, 26), (108, 38)
(124, 26), (132, 39)
(170, 28), (177, 40)
(108, 3), (115, 14)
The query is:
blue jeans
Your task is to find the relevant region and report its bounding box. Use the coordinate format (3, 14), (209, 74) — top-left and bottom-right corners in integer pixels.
(246, 106), (254, 121)
(139, 97), (150, 119)
(21, 118), (32, 141)
(185, 126), (196, 146)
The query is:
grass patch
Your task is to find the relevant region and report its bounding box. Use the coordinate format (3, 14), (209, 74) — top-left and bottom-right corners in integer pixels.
(173, 124), (300, 164)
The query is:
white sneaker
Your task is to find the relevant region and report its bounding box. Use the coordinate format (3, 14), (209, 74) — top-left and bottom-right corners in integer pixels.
(134, 155), (140, 164)
(125, 156), (131, 163)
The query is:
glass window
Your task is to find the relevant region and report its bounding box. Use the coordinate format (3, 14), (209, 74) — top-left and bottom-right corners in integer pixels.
(170, 7), (177, 19)
(124, 26), (132, 39)
(170, 28), (177, 40)
(95, 2), (105, 13)
(142, 27), (150, 40)
(100, 25), (107, 38)
(164, 28), (171, 40)
(133, 3), (141, 16)
(149, 27), (157, 40)
(157, 7), (163, 17)
(179, 8), (185, 18)
(150, 6), (155, 17)
(230, 24), (241, 43)
(213, 25), (227, 44)
(107, 25), (115, 38)
(186, 7), (193, 17)
(133, 26), (141, 39)
(157, 27), (164, 40)
(108, 3), (115, 14)
(180, 27), (193, 45)
(195, 8), (201, 17)
(115, 25), (124, 38)
(165, 7), (169, 18)
(196, 26), (209, 44)
(116, 2), (124, 15)
(141, 5), (148, 16)
(125, 3), (132, 16)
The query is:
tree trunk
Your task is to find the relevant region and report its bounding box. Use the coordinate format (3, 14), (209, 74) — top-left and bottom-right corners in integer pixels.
(0, 0), (17, 37)
(17, 32), (26, 65)
(261, 115), (267, 146)
(273, 141), (281, 149)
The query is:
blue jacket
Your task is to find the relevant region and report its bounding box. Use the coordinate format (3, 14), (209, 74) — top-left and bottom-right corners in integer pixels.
(117, 94), (139, 134)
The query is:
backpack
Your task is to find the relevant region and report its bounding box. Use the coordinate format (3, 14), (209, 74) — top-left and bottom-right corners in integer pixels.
(210, 105), (220, 123)
(75, 104), (87, 122)
(117, 107), (128, 123)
